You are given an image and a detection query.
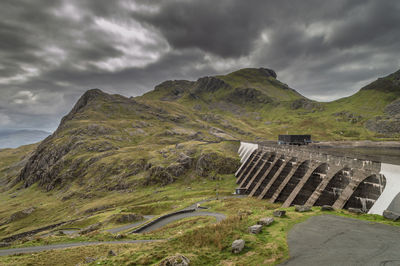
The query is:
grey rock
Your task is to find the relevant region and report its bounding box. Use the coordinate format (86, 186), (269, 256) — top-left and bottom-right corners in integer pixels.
(158, 254), (190, 266)
(231, 239), (245, 254)
(383, 210), (400, 221)
(273, 210), (286, 217)
(321, 205), (334, 211)
(108, 250), (116, 256)
(248, 224), (263, 234)
(295, 205), (312, 212)
(257, 217), (274, 226)
(348, 208), (364, 214)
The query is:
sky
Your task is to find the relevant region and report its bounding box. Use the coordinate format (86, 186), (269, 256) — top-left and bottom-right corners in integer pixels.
(0, 0), (399, 132)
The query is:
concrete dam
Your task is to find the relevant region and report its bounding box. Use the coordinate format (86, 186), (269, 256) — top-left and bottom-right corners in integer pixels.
(236, 142), (400, 215)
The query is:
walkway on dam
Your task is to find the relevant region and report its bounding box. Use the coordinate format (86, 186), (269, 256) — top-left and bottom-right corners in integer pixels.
(281, 215), (400, 266)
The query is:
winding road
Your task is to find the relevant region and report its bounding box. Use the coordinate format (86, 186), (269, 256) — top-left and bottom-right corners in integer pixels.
(0, 240), (164, 256)
(0, 200), (226, 257)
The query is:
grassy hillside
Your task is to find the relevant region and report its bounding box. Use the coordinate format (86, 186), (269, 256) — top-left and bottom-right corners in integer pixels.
(0, 67), (399, 265)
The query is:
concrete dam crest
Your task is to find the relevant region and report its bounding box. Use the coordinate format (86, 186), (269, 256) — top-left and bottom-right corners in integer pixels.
(236, 142), (400, 215)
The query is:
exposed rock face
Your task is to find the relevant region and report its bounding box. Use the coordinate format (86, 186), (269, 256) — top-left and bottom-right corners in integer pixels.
(365, 116), (400, 134)
(195, 152), (240, 177)
(231, 239), (245, 254)
(191, 76), (230, 94)
(229, 87), (272, 104)
(333, 111), (363, 124)
(384, 99), (400, 116)
(291, 99), (320, 110)
(158, 254), (190, 266)
(259, 68), (277, 79)
(154, 80), (194, 101)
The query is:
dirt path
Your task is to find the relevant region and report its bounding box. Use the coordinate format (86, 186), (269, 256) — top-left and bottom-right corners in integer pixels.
(281, 215), (400, 266)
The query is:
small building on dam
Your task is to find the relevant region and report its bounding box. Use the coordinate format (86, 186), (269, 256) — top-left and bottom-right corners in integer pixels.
(235, 142), (400, 215)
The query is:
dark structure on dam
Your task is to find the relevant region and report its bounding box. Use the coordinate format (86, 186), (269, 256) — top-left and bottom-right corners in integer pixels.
(236, 144), (386, 212)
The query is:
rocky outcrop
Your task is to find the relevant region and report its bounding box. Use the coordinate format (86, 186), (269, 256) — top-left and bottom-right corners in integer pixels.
(158, 254), (190, 266)
(154, 80), (195, 101)
(333, 111), (363, 124)
(384, 99), (400, 116)
(229, 87), (272, 104)
(191, 77), (230, 95)
(365, 116), (400, 135)
(195, 152), (240, 178)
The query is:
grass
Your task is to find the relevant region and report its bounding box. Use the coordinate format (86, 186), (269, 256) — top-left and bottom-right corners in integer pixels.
(1, 192), (400, 265)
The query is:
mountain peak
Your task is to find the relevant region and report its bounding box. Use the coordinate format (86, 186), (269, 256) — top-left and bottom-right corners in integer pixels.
(226, 67), (277, 79)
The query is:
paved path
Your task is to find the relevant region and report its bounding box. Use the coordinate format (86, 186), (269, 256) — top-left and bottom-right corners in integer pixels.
(0, 240), (164, 256)
(136, 211), (226, 233)
(281, 215), (400, 266)
(105, 215), (154, 234)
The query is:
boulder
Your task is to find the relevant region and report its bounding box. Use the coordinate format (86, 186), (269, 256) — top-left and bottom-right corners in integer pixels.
(321, 205), (334, 211)
(348, 208), (364, 214)
(158, 254), (190, 266)
(257, 217), (274, 226)
(383, 210), (400, 221)
(231, 239), (245, 254)
(248, 224), (263, 234)
(295, 205), (312, 212)
(273, 210), (286, 217)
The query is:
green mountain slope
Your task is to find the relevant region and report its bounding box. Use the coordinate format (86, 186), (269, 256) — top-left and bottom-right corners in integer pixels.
(0, 67), (399, 245)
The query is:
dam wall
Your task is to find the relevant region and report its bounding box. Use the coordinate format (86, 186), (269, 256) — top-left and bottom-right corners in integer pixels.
(236, 142), (399, 214)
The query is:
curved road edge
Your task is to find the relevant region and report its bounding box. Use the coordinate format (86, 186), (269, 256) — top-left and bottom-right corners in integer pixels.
(0, 239), (165, 257)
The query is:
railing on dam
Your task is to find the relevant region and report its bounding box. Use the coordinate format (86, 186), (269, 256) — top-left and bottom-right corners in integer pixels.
(235, 142), (400, 215)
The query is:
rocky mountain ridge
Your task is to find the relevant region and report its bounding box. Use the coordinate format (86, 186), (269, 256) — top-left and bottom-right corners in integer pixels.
(7, 67), (400, 192)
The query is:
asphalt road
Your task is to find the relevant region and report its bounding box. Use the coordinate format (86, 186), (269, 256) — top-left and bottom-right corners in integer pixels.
(0, 240), (164, 256)
(281, 215), (400, 266)
(105, 215), (154, 234)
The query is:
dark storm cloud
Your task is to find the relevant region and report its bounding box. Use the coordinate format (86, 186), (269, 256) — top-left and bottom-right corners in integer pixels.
(0, 0), (399, 135)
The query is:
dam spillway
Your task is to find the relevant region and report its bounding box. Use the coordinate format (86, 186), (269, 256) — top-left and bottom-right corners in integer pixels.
(236, 142), (400, 215)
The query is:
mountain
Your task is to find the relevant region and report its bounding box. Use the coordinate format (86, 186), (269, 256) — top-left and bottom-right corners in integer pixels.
(12, 67), (400, 193)
(0, 130), (50, 149)
(0, 68), (400, 263)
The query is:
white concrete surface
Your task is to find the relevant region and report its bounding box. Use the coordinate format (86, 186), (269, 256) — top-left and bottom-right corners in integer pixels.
(369, 163), (400, 215)
(235, 142), (258, 176)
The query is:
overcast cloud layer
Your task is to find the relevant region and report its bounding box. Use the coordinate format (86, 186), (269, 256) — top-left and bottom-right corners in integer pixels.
(0, 0), (399, 132)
